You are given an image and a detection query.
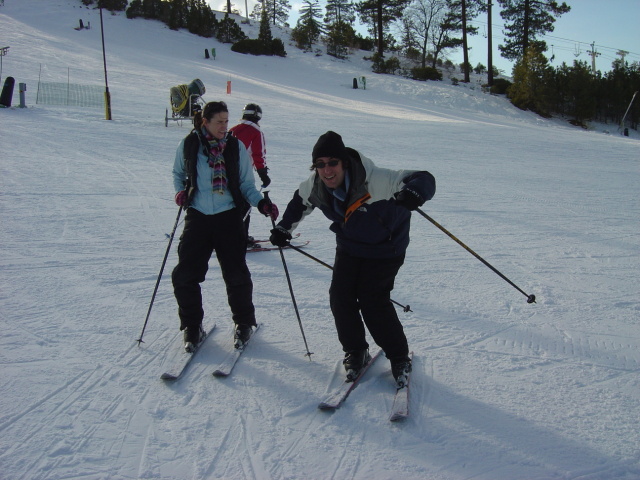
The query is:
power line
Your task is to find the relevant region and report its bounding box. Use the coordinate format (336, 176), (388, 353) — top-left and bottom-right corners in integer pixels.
(466, 19), (639, 59)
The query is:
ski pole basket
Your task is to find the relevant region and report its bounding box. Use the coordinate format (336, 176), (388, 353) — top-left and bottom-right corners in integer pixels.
(165, 78), (206, 127)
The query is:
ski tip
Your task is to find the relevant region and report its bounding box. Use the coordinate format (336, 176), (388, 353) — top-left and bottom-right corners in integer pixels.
(160, 373), (179, 381)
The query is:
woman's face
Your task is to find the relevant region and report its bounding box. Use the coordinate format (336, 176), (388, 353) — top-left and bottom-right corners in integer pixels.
(203, 111), (229, 140)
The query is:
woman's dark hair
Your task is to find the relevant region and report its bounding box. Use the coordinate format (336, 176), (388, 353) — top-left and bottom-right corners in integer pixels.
(193, 101), (228, 129)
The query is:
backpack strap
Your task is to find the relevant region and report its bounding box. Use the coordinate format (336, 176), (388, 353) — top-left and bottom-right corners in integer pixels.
(182, 131), (249, 213)
(183, 130), (205, 206)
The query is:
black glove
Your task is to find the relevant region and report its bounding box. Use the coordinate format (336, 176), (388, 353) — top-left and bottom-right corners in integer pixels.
(257, 198), (279, 221)
(270, 225), (292, 247)
(394, 188), (423, 211)
(257, 168), (271, 188)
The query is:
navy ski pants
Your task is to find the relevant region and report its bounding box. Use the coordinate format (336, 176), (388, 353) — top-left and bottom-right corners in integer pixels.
(329, 250), (409, 362)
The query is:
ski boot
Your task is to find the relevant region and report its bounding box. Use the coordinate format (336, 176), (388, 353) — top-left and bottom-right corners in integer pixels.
(343, 349), (371, 382)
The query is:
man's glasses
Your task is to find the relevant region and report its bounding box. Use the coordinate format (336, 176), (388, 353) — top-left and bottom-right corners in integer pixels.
(314, 159), (340, 169)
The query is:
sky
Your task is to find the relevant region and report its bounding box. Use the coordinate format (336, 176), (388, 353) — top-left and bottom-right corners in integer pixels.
(1, 1), (640, 479)
(210, 0), (640, 75)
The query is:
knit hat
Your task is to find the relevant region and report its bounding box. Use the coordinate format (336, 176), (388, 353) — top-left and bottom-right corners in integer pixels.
(312, 131), (348, 164)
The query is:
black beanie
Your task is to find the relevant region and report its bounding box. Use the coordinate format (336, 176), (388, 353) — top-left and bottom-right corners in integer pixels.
(312, 131), (348, 164)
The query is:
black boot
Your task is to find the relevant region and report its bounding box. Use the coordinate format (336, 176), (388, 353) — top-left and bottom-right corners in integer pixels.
(234, 324), (253, 349)
(183, 325), (206, 353)
(391, 357), (412, 388)
(343, 349), (371, 382)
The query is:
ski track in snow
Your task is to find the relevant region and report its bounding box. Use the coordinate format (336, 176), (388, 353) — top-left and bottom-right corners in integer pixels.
(1, 1), (640, 479)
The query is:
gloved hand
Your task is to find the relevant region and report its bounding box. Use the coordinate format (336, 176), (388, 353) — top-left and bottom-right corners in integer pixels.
(394, 188), (423, 211)
(257, 168), (271, 188)
(270, 225), (292, 247)
(258, 198), (279, 221)
(175, 190), (188, 207)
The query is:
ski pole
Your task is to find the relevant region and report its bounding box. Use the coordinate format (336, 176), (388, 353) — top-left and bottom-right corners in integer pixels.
(263, 191), (314, 359)
(285, 244), (412, 313)
(415, 208), (536, 304)
(137, 206), (183, 345)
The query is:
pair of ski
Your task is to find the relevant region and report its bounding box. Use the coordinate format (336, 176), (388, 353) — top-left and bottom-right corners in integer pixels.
(318, 350), (412, 422)
(160, 324), (260, 381)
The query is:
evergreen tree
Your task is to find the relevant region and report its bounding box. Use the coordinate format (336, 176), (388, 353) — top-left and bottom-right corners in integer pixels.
(356, 0), (411, 58)
(165, 0), (188, 30)
(508, 47), (554, 116)
(497, 0), (570, 61)
(291, 0), (324, 51)
(186, 0), (218, 37)
(217, 13), (247, 43)
(261, 0), (292, 27)
(442, 0), (481, 82)
(325, 0), (356, 24)
(141, 0), (163, 19)
(96, 0), (128, 11)
(259, 6), (274, 44)
(565, 60), (597, 125)
(325, 0), (357, 58)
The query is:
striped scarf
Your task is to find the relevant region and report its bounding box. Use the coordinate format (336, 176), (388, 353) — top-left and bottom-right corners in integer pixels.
(204, 130), (227, 194)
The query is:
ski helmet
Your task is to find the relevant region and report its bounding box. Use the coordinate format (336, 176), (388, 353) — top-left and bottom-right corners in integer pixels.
(242, 103), (262, 122)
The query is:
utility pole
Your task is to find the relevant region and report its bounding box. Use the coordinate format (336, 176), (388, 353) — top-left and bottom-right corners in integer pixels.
(99, 6), (112, 120)
(487, 2), (493, 86)
(616, 50), (629, 64)
(586, 41), (601, 74)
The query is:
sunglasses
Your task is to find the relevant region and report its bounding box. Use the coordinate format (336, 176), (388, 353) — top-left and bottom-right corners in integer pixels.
(314, 159), (340, 169)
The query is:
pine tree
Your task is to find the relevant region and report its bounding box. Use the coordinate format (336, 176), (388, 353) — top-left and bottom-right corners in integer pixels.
(508, 47), (554, 116)
(165, 0), (187, 31)
(291, 0), (324, 51)
(565, 60), (597, 125)
(259, 6), (273, 44)
(356, 0), (411, 58)
(442, 0), (481, 82)
(260, 0), (292, 27)
(497, 0), (570, 61)
(325, 0), (356, 59)
(97, 0), (128, 11)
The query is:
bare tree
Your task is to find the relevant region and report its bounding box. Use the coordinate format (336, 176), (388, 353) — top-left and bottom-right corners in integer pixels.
(403, 0), (448, 68)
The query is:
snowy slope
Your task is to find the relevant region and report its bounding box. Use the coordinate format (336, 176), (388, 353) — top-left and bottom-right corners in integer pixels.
(1, 1), (639, 479)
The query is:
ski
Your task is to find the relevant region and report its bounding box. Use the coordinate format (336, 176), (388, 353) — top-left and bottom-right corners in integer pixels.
(389, 352), (413, 422)
(160, 323), (216, 381)
(212, 324), (261, 377)
(318, 349), (382, 410)
(250, 233), (301, 244)
(247, 240), (309, 253)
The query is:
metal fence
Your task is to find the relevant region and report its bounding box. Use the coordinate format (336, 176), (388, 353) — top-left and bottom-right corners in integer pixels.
(36, 81), (103, 108)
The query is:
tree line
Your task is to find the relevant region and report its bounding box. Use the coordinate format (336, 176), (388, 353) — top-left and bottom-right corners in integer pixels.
(83, 0), (639, 130)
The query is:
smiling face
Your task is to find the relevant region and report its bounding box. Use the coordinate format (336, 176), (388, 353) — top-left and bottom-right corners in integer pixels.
(314, 157), (345, 189)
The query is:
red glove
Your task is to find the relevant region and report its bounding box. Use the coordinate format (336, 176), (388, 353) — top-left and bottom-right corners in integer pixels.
(175, 190), (187, 207)
(258, 199), (279, 221)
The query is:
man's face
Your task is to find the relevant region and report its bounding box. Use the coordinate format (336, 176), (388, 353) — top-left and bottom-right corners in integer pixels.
(314, 157), (345, 189)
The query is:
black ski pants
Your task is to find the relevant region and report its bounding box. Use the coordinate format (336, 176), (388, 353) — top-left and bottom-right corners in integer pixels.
(329, 250), (409, 362)
(172, 207), (256, 330)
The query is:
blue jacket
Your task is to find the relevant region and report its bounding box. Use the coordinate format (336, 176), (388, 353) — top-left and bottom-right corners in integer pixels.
(278, 148), (435, 258)
(172, 131), (263, 215)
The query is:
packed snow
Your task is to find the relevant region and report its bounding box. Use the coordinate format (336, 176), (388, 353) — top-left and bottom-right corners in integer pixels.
(1, 1), (639, 479)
